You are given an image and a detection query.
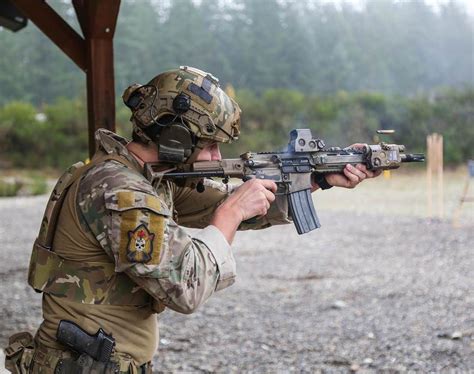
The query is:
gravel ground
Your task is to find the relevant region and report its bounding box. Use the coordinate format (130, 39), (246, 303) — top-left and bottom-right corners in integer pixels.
(0, 195), (473, 373)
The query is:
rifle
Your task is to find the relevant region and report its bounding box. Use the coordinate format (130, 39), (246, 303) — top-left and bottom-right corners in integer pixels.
(145, 129), (424, 235)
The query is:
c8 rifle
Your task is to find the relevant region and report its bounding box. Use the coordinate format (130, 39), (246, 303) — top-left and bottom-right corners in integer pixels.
(146, 129), (424, 235)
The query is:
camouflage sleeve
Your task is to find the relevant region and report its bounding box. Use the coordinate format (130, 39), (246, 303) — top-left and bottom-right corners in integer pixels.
(173, 179), (292, 229)
(172, 179), (230, 228)
(81, 187), (236, 314)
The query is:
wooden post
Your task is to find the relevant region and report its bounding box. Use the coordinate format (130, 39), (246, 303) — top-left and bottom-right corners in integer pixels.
(426, 133), (444, 219)
(427, 135), (432, 217)
(11, 0), (120, 158)
(85, 38), (116, 156)
(75, 0), (120, 157)
(437, 135), (444, 218)
(452, 160), (474, 227)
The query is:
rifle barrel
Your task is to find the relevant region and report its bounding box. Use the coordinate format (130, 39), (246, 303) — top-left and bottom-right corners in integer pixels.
(401, 153), (425, 162)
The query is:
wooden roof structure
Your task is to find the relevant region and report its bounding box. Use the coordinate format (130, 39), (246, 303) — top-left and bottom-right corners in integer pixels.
(10, 0), (121, 157)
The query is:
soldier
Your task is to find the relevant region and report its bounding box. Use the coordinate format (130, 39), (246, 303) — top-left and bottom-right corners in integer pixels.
(5, 66), (379, 373)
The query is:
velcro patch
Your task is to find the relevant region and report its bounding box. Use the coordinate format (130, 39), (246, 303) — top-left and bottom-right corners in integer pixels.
(127, 224), (155, 263)
(119, 207), (165, 265)
(105, 191), (167, 266)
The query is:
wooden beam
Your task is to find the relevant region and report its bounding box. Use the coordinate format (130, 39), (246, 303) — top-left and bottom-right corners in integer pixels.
(86, 38), (116, 156)
(72, 0), (87, 37)
(11, 0), (86, 71)
(85, 0), (120, 38)
(84, 0), (121, 156)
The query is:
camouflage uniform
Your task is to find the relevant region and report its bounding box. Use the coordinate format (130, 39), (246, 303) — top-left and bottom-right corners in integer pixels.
(5, 129), (291, 373)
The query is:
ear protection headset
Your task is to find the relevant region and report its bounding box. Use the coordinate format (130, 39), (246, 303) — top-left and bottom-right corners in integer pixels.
(124, 86), (197, 164)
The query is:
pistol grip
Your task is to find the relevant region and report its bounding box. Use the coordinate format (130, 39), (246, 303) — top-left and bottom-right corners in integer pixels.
(288, 188), (321, 234)
(243, 217), (258, 225)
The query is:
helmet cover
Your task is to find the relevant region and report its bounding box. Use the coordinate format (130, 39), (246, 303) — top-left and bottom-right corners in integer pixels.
(122, 66), (241, 147)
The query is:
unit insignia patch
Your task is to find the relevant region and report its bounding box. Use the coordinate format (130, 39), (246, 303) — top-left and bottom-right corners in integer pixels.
(126, 224), (155, 263)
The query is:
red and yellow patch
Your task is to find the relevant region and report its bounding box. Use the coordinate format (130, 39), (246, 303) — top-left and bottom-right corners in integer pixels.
(126, 224), (155, 263)
(109, 191), (166, 267)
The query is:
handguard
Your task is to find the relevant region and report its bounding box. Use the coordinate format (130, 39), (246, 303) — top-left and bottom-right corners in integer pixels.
(288, 189), (321, 234)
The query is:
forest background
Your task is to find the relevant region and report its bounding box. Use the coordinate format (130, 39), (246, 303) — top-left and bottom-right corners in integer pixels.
(0, 0), (472, 170)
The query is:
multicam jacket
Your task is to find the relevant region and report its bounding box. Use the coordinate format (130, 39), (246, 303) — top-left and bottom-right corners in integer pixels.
(33, 129), (291, 365)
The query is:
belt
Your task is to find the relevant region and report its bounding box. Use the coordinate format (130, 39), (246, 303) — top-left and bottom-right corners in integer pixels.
(33, 342), (152, 374)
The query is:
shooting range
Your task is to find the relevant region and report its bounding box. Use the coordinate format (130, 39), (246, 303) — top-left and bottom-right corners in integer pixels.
(0, 0), (473, 372)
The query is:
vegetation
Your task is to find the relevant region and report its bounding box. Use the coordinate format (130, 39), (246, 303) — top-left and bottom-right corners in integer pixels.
(0, 0), (472, 105)
(0, 0), (471, 173)
(229, 88), (474, 165)
(0, 179), (22, 197)
(0, 88), (472, 170)
(0, 174), (48, 197)
(0, 98), (88, 168)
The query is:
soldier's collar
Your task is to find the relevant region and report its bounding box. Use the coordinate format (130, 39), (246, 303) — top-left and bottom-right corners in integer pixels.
(94, 129), (142, 171)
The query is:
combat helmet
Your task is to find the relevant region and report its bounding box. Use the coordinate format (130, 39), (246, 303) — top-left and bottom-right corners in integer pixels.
(122, 66), (241, 163)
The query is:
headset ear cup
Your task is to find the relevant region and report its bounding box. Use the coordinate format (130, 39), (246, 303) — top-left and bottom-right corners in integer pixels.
(157, 123), (194, 163)
(173, 93), (191, 114)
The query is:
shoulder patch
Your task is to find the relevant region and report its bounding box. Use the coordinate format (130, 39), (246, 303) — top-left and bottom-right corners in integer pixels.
(105, 190), (170, 216)
(105, 190), (169, 266)
(127, 224), (155, 263)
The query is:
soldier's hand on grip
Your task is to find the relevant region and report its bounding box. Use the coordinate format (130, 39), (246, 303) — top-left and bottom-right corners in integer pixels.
(226, 178), (277, 221)
(210, 179), (277, 244)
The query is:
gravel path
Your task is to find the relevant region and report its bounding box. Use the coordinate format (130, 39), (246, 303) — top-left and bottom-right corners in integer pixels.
(1, 196), (473, 372)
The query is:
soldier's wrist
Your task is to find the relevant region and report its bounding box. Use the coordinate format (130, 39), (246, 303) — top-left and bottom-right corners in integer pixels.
(211, 205), (241, 242)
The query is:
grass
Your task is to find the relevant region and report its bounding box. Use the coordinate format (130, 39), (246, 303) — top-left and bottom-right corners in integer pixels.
(29, 175), (49, 195)
(0, 179), (23, 197)
(314, 168), (474, 225)
(0, 171), (50, 197)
